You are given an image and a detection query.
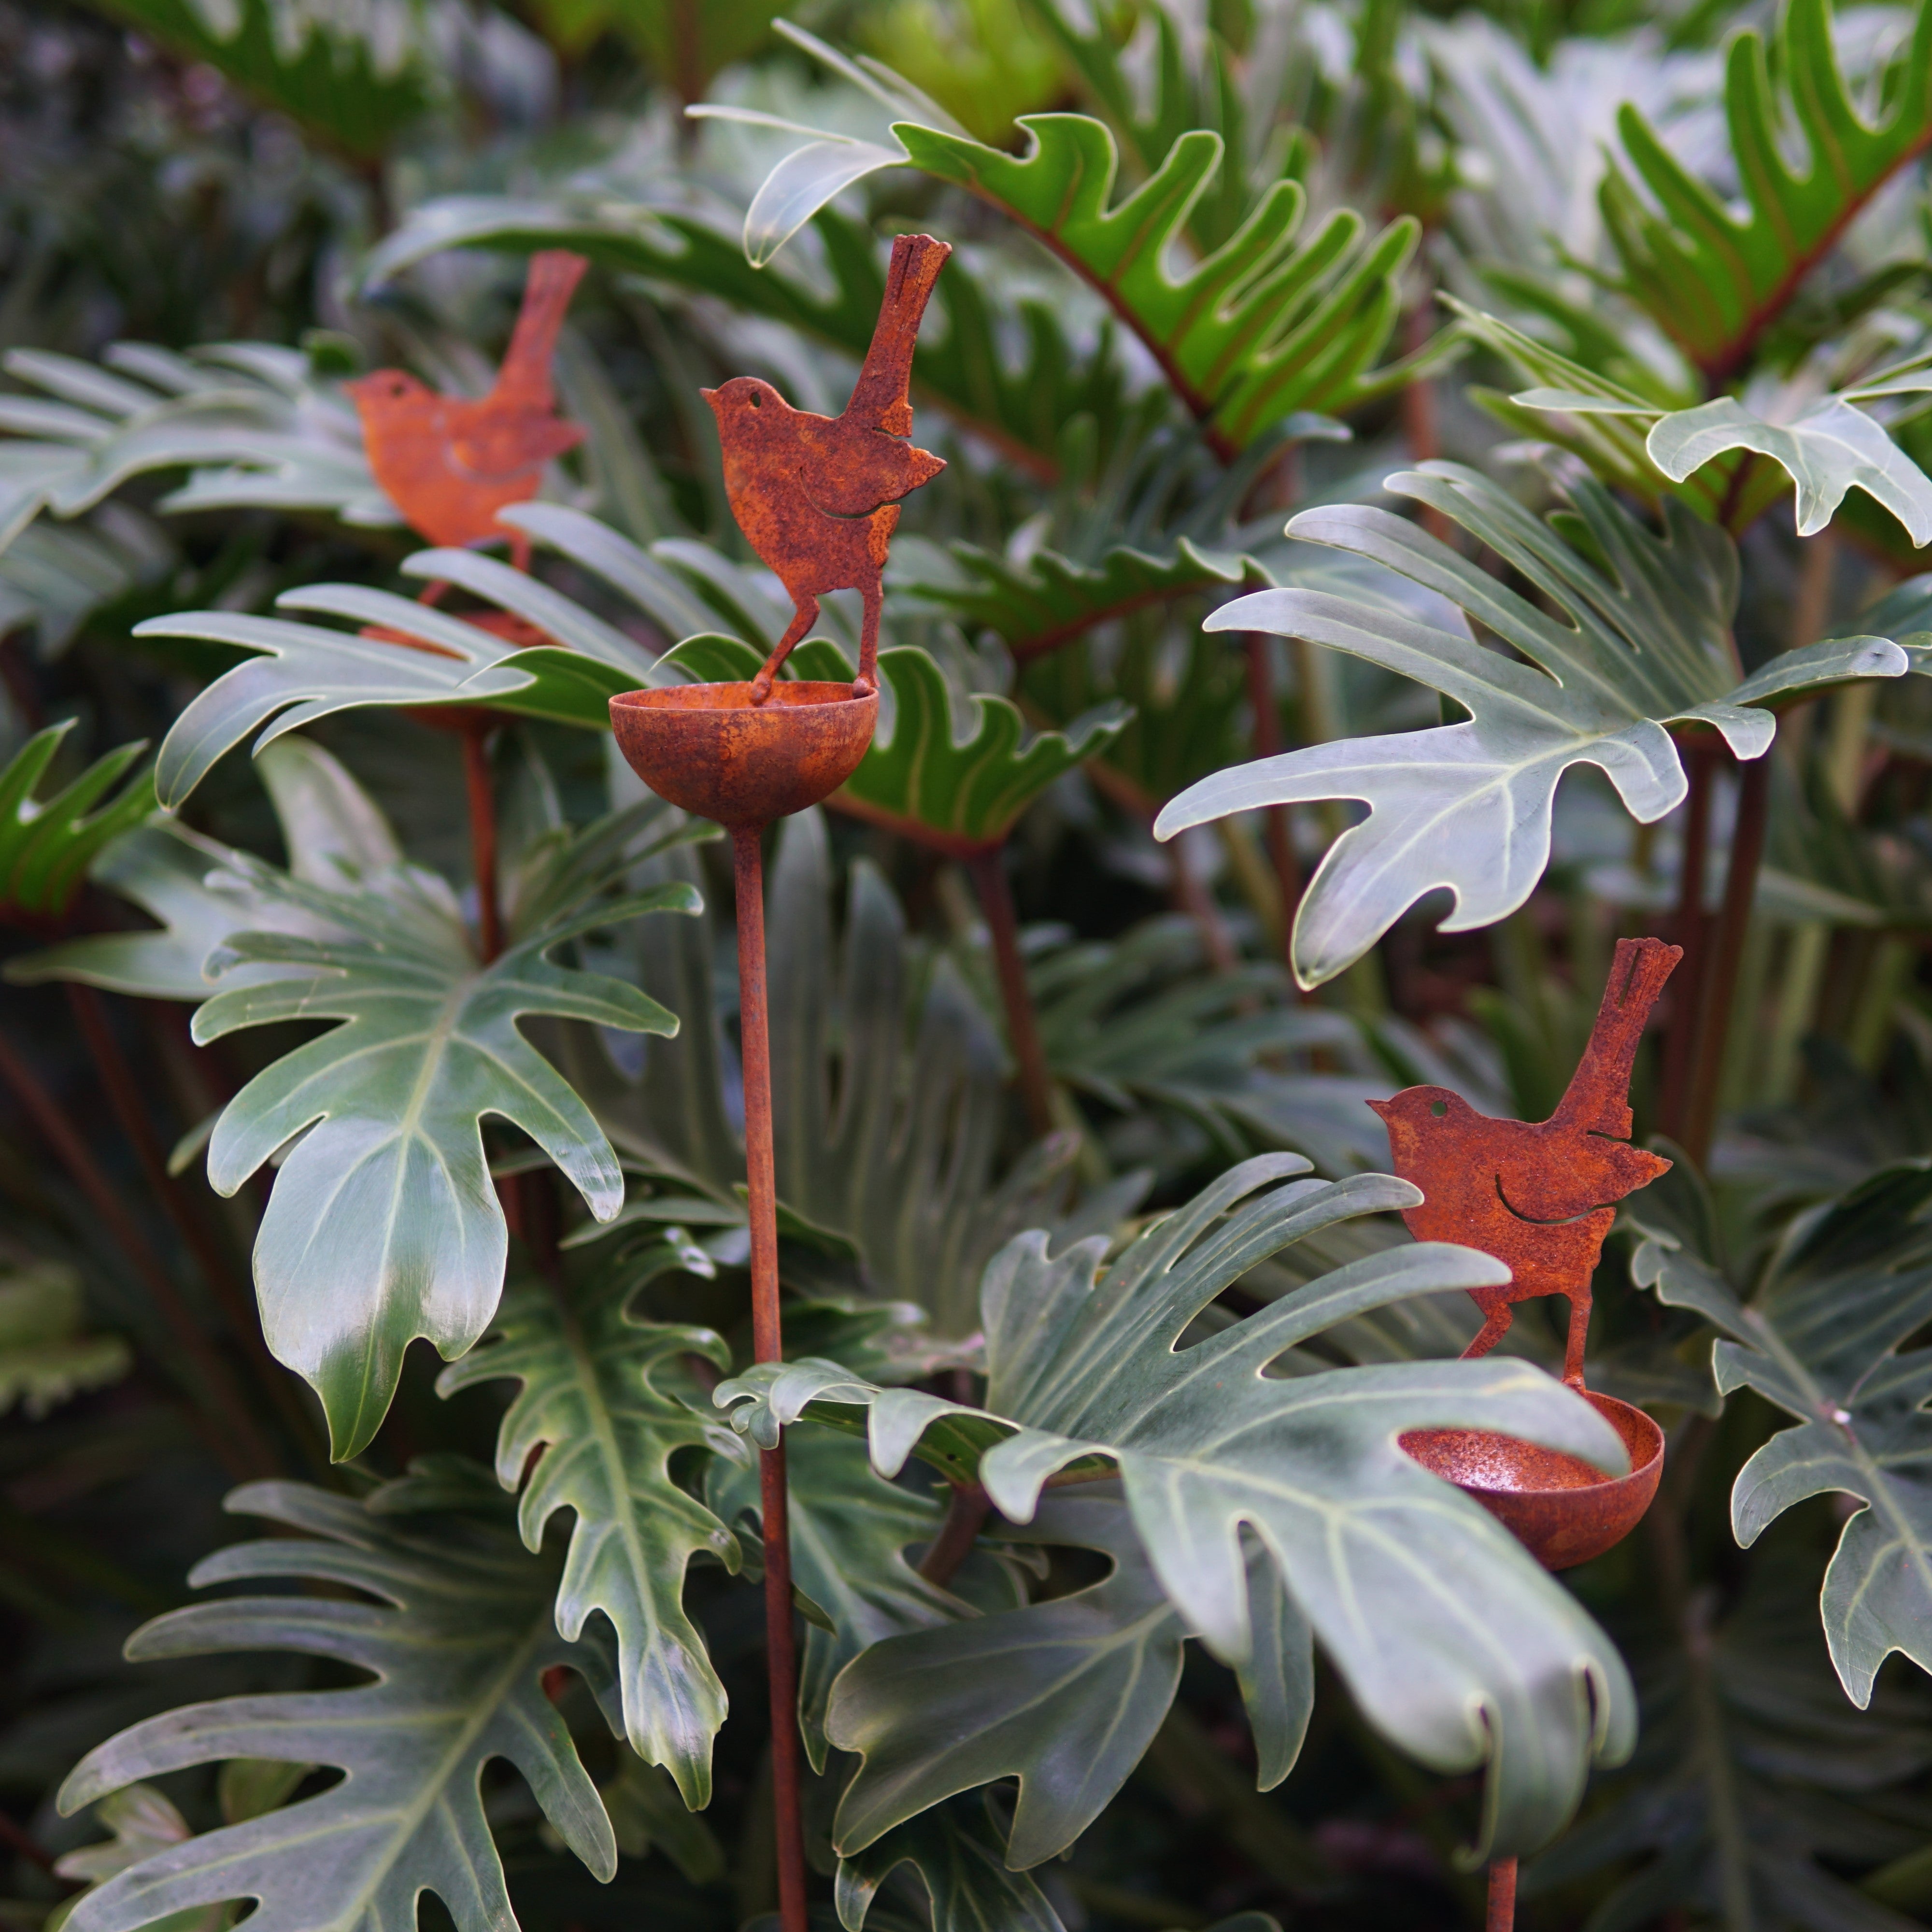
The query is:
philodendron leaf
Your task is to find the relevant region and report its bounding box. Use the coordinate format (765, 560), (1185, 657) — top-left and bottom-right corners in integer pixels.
(1156, 462), (1910, 985)
(709, 32), (1427, 455)
(824, 1492), (1189, 1870)
(834, 1790), (1064, 1932)
(564, 812), (1083, 1334)
(364, 200), (1131, 483)
(1448, 303), (1787, 532)
(709, 1424), (982, 1773)
(165, 749), (696, 1458)
(144, 555), (658, 808)
(0, 340), (393, 553)
(0, 722), (155, 923)
(9, 736), (409, 999)
(658, 635), (1129, 852)
(721, 1155), (1637, 1861)
(1599, 0), (1932, 383)
(57, 1478), (619, 1932)
(1648, 389), (1932, 544)
(0, 1262), (132, 1420)
(1527, 1561), (1932, 1930)
(1634, 1160), (1932, 1706)
(909, 536), (1256, 662)
(54, 1785), (221, 1932)
(436, 1239), (741, 1807)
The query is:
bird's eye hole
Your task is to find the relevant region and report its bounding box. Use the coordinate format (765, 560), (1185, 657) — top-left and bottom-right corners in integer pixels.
(1430, 1099), (1447, 1117)
(749, 392), (761, 408)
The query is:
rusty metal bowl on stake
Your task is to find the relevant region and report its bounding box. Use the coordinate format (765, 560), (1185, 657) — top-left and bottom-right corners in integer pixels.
(1401, 1388), (1663, 1571)
(610, 682), (878, 826)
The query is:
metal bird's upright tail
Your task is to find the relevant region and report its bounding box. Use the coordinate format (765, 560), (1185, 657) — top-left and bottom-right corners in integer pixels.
(493, 250), (591, 409)
(1551, 936), (1683, 1138)
(844, 233), (952, 437)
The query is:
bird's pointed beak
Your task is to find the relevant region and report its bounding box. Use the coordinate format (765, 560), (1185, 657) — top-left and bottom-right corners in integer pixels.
(1365, 1098), (1391, 1119)
(699, 387), (720, 413)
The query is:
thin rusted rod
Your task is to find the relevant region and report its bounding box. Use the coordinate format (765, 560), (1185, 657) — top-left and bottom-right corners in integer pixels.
(1657, 738), (1721, 1142)
(0, 1024), (273, 1480)
(1486, 1856), (1518, 1931)
(64, 984), (327, 1474)
(918, 1481), (992, 1588)
(731, 825), (809, 1932)
(1682, 754), (1771, 1167)
(965, 847), (1055, 1141)
(462, 721), (504, 963)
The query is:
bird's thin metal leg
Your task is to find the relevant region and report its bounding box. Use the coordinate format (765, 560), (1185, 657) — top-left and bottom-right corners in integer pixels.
(854, 580), (882, 696)
(1462, 1303), (1514, 1360)
(751, 597), (821, 704)
(1563, 1286), (1592, 1389)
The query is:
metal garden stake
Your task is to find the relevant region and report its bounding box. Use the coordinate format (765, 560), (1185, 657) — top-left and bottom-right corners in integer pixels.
(1374, 937), (1682, 1929)
(609, 232), (951, 1932)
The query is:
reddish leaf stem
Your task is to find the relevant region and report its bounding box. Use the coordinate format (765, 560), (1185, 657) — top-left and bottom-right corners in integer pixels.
(731, 825), (809, 1932)
(1243, 633), (1303, 980)
(463, 720), (503, 964)
(0, 1023), (274, 1480)
(917, 1480), (992, 1587)
(64, 984), (327, 1473)
(965, 846), (1056, 1140)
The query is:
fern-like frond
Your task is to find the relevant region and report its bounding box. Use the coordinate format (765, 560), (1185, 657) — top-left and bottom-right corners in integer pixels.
(1602, 0), (1932, 382)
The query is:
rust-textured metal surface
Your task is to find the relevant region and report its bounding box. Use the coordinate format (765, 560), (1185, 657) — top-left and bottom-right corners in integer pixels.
(610, 681), (877, 828)
(1370, 936), (1682, 1387)
(349, 250), (588, 566)
(1402, 1388), (1665, 1570)
(1379, 942), (1681, 1932)
(732, 824), (809, 1932)
(704, 233), (952, 701)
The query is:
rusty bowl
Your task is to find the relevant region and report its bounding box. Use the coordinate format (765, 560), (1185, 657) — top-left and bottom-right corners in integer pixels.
(1401, 1390), (1664, 1571)
(609, 681), (877, 829)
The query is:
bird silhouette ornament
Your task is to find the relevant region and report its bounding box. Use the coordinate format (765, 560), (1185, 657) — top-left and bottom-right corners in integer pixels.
(704, 233), (952, 703)
(1370, 936), (1682, 1388)
(348, 250), (589, 571)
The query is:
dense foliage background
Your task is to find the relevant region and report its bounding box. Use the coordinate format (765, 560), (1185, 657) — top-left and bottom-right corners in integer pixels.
(12, 0), (1932, 1926)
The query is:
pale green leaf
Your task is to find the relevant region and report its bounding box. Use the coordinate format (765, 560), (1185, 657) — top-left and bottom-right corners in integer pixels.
(1156, 463), (1910, 985)
(725, 1156), (1637, 1859)
(1649, 395), (1932, 543)
(57, 1479), (619, 1932)
(436, 1239), (740, 1805)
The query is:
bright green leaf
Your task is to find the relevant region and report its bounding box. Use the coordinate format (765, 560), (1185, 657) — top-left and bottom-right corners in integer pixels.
(0, 721), (155, 924)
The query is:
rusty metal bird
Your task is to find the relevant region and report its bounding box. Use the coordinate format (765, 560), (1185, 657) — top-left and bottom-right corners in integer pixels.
(704, 232), (952, 702)
(1369, 936), (1681, 1386)
(348, 250), (589, 571)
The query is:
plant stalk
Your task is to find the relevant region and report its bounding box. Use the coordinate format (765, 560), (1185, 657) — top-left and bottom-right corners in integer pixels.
(1657, 737), (1721, 1141)
(0, 1023), (274, 1481)
(1682, 754), (1770, 1166)
(917, 1480), (991, 1587)
(64, 983), (327, 1474)
(462, 719), (503, 964)
(965, 846), (1056, 1140)
(731, 825), (809, 1932)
